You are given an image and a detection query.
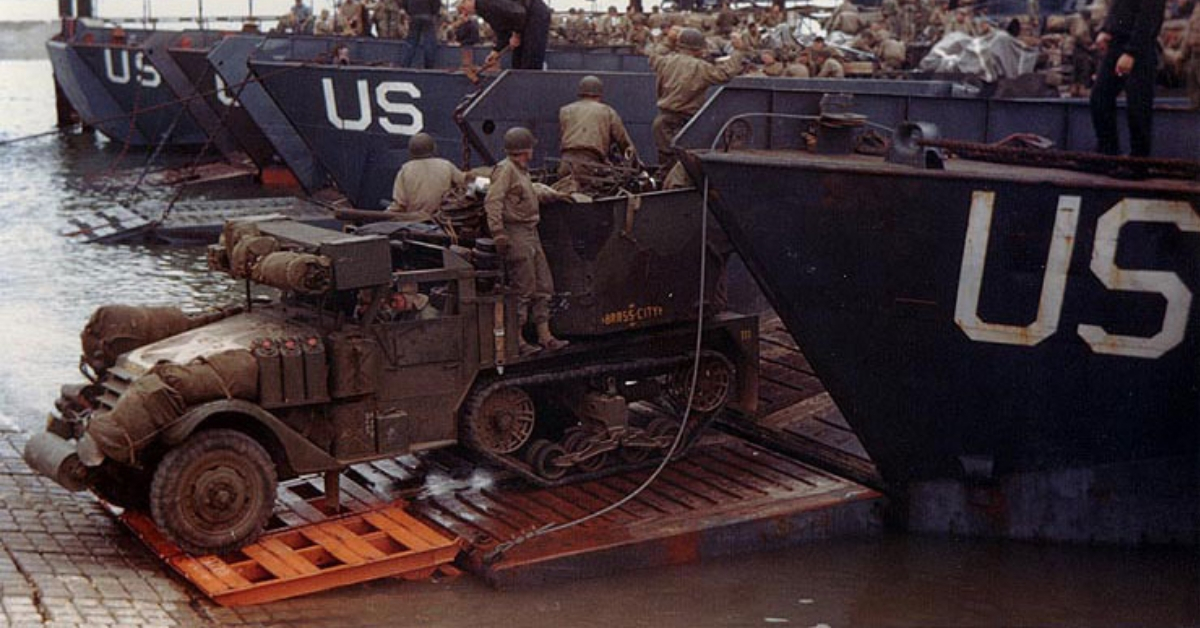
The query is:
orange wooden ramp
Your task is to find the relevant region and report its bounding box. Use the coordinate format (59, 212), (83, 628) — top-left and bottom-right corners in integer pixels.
(119, 505), (462, 606)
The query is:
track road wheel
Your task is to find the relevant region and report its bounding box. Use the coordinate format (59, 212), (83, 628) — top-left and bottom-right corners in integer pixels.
(647, 417), (680, 450)
(668, 354), (734, 415)
(525, 439), (568, 481)
(562, 427), (608, 473)
(463, 386), (536, 455)
(150, 429), (277, 555)
(619, 431), (653, 464)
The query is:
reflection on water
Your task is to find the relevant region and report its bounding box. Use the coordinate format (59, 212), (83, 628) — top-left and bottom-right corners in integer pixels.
(1, 58), (1197, 626)
(210, 534), (1200, 627)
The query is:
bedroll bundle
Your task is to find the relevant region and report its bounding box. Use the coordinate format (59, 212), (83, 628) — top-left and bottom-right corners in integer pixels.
(150, 349), (258, 405)
(81, 306), (195, 375)
(251, 252), (332, 294)
(87, 349), (259, 465)
(230, 236), (280, 279)
(87, 374), (185, 465)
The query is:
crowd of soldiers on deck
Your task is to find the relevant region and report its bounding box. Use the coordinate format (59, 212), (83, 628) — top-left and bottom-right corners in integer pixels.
(274, 0), (1200, 104)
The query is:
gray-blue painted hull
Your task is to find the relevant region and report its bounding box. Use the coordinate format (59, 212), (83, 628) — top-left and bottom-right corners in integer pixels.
(675, 84), (1200, 159)
(47, 39), (147, 145)
(62, 39), (209, 147)
(209, 35), (330, 192)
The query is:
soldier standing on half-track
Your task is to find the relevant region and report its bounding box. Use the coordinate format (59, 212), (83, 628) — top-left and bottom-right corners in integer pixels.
(557, 75), (638, 193)
(387, 133), (465, 220)
(649, 27), (745, 173)
(486, 127), (570, 355)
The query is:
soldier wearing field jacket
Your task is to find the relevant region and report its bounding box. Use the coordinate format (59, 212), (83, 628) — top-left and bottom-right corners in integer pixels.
(649, 27), (745, 171)
(387, 133), (464, 220)
(486, 127), (569, 354)
(557, 75), (637, 190)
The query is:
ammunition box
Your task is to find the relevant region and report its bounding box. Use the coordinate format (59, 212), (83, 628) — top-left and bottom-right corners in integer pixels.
(328, 332), (380, 398)
(374, 408), (410, 454)
(329, 399), (375, 459)
(255, 219), (391, 290)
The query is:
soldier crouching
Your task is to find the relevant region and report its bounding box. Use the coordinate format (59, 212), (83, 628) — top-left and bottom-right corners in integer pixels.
(486, 127), (569, 355)
(557, 75), (637, 195)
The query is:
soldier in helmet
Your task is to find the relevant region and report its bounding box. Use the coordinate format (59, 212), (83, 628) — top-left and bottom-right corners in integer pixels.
(486, 127), (569, 354)
(649, 26), (745, 172)
(387, 133), (465, 220)
(557, 75), (638, 193)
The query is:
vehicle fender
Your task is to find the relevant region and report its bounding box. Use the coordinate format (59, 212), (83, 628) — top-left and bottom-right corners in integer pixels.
(161, 399), (338, 475)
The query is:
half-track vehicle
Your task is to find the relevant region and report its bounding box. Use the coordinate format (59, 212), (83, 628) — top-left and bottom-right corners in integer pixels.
(25, 193), (758, 555)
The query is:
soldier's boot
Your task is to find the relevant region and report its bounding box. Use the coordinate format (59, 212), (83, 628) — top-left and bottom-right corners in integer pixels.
(519, 336), (542, 356)
(516, 310), (541, 356)
(536, 322), (570, 351)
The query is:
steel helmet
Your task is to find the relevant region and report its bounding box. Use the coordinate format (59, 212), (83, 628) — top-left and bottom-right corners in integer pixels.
(408, 132), (436, 158)
(578, 75), (604, 98)
(503, 127), (537, 154)
(678, 27), (706, 52)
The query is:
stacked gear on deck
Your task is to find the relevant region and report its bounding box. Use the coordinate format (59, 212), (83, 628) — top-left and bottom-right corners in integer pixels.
(211, 219), (334, 294)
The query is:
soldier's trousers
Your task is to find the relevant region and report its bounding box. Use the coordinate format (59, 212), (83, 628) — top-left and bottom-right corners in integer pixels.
(1089, 44), (1156, 157)
(513, 2), (552, 69)
(505, 224), (554, 326)
(557, 149), (609, 193)
(401, 17), (438, 68)
(652, 110), (691, 171)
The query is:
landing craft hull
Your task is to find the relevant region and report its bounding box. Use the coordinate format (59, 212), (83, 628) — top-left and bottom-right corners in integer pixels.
(47, 39), (148, 145)
(251, 60), (478, 209)
(168, 43), (278, 167)
(695, 150), (1199, 543)
(63, 39), (209, 147)
(208, 36), (330, 192)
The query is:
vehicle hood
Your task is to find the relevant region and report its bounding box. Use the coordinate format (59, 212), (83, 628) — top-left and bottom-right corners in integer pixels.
(118, 308), (321, 376)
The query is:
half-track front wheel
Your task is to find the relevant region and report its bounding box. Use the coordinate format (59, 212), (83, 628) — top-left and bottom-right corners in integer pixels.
(150, 429), (277, 555)
(462, 386), (536, 455)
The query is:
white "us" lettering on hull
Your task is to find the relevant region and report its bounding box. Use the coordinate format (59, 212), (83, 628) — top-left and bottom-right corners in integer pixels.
(103, 49), (161, 88)
(955, 191), (1199, 359)
(321, 78), (423, 135)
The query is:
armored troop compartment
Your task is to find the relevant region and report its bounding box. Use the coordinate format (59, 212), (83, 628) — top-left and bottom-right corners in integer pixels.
(25, 214), (758, 554)
(539, 189), (721, 336)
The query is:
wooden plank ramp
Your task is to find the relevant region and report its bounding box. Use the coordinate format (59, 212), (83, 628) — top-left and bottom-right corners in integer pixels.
(413, 434), (881, 588)
(118, 504), (462, 607)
